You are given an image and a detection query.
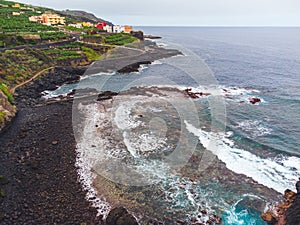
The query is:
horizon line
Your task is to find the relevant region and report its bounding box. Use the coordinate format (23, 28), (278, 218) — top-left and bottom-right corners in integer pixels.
(133, 25), (300, 28)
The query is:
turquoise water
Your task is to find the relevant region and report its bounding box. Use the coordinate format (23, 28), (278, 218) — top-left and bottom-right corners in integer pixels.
(223, 205), (267, 225)
(47, 27), (300, 224)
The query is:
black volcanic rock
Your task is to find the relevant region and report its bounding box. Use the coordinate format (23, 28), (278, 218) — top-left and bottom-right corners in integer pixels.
(117, 61), (152, 74)
(286, 179), (300, 225)
(131, 31), (144, 41)
(106, 207), (138, 225)
(97, 91), (118, 101)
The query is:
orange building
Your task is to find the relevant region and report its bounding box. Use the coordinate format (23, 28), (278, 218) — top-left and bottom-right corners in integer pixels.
(42, 14), (66, 25)
(124, 25), (133, 33)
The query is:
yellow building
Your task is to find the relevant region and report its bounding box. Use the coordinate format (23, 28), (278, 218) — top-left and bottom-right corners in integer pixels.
(12, 3), (21, 8)
(81, 22), (95, 27)
(42, 14), (66, 25)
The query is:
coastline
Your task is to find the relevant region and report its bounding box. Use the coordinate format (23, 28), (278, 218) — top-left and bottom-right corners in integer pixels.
(0, 37), (298, 224)
(0, 40), (181, 224)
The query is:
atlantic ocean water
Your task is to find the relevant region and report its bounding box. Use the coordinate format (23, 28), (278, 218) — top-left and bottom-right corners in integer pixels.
(47, 27), (300, 224)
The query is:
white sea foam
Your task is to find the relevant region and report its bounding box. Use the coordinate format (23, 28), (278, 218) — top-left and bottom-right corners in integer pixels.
(236, 120), (273, 137)
(152, 60), (163, 65)
(114, 99), (144, 130)
(80, 71), (116, 80)
(114, 97), (170, 158)
(75, 103), (115, 218)
(41, 87), (73, 100)
(185, 121), (300, 193)
(152, 85), (265, 104)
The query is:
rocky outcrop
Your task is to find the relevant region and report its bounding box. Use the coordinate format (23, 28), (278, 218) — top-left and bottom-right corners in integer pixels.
(261, 179), (300, 225)
(106, 207), (138, 225)
(184, 88), (211, 99)
(144, 35), (162, 39)
(286, 179), (300, 225)
(131, 31), (144, 41)
(117, 61), (152, 74)
(97, 91), (118, 101)
(0, 90), (17, 133)
(249, 97), (261, 104)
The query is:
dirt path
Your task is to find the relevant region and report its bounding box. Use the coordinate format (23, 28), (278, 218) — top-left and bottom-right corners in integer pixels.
(10, 67), (55, 94)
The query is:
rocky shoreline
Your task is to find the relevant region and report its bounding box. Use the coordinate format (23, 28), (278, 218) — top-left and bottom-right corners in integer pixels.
(0, 39), (299, 224)
(0, 40), (181, 224)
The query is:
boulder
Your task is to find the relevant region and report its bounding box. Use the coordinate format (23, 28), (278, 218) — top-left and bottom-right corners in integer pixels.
(131, 31), (144, 41)
(249, 97), (261, 104)
(106, 207), (138, 225)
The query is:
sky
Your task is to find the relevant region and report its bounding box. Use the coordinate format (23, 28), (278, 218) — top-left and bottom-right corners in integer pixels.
(11, 0), (300, 26)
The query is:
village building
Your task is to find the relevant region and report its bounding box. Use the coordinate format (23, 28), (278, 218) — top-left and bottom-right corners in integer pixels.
(12, 3), (21, 8)
(81, 22), (95, 27)
(42, 14), (66, 25)
(68, 23), (83, 29)
(113, 25), (124, 33)
(29, 14), (66, 25)
(12, 12), (21, 16)
(96, 22), (107, 30)
(29, 15), (43, 23)
(103, 25), (113, 33)
(124, 25), (133, 33)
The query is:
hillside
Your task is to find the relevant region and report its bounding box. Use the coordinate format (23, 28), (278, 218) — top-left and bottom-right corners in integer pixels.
(59, 9), (113, 26)
(0, 0), (113, 34)
(0, 0), (139, 132)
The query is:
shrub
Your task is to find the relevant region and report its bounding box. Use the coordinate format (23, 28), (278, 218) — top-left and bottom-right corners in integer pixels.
(0, 83), (14, 103)
(81, 46), (100, 60)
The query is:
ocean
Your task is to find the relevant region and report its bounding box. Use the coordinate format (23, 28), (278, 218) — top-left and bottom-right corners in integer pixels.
(47, 27), (300, 224)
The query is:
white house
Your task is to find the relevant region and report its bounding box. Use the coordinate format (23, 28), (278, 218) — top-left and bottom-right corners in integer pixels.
(68, 23), (83, 29)
(103, 25), (113, 33)
(113, 25), (125, 33)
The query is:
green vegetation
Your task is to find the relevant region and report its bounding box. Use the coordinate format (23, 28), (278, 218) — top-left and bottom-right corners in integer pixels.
(81, 46), (100, 60)
(43, 48), (60, 54)
(53, 50), (82, 60)
(54, 55), (82, 60)
(0, 0), (57, 33)
(0, 83), (14, 103)
(42, 42), (84, 60)
(39, 32), (68, 41)
(103, 33), (137, 45)
(42, 42), (102, 61)
(0, 48), (53, 87)
(0, 111), (6, 123)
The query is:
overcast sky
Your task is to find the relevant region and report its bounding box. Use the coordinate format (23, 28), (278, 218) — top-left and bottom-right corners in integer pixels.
(12, 0), (300, 26)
